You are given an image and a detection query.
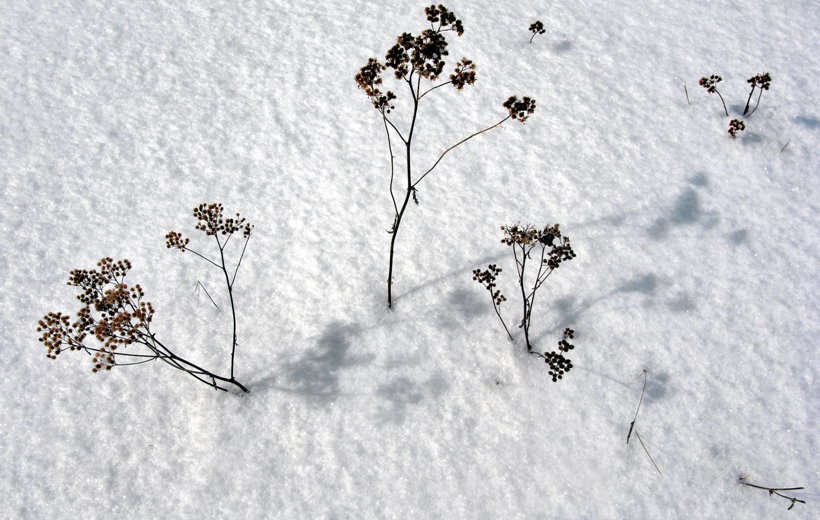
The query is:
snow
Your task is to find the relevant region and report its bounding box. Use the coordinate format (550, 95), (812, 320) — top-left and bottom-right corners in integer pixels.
(1, 0), (817, 518)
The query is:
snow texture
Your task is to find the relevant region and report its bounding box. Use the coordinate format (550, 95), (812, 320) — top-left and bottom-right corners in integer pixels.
(1, 0), (818, 518)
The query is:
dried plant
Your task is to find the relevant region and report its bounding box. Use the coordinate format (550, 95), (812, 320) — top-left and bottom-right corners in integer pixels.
(728, 118), (746, 138)
(356, 4), (536, 308)
(528, 21), (546, 43)
(699, 74), (728, 116)
(739, 476), (805, 510)
(743, 72), (771, 117)
(473, 224), (578, 380)
(36, 203), (253, 393)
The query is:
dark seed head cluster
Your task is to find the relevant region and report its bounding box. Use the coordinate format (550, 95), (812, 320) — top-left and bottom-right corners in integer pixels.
(503, 96), (537, 123)
(728, 118), (746, 138)
(37, 258), (154, 372)
(529, 21), (546, 36)
(699, 74), (722, 93)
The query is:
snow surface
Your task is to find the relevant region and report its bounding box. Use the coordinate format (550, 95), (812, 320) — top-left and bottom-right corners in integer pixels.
(1, 0), (818, 518)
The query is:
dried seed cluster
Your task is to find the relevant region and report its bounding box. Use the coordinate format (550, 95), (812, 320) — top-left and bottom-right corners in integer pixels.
(747, 72), (771, 90)
(558, 327), (575, 352)
(501, 223), (576, 269)
(543, 351), (573, 382)
(699, 74), (722, 93)
(356, 4), (472, 112)
(542, 328), (576, 382)
(451, 58), (476, 90)
(503, 96), (537, 122)
(37, 258), (155, 372)
(472, 264), (506, 305)
(165, 231), (189, 251)
(728, 118), (746, 138)
(192, 203), (253, 238)
(355, 58), (396, 113)
(529, 21), (546, 36)
(425, 4), (464, 35)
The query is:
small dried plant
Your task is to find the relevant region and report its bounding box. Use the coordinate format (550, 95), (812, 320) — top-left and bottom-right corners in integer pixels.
(473, 224), (578, 380)
(626, 369), (662, 475)
(728, 118), (746, 138)
(743, 72), (771, 117)
(699, 74), (729, 116)
(739, 475), (806, 511)
(355, 4), (536, 308)
(528, 21), (546, 44)
(36, 203), (253, 393)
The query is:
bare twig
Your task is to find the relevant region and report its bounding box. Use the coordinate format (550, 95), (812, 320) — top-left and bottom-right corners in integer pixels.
(627, 369), (648, 444)
(194, 281), (220, 311)
(739, 476), (806, 510)
(635, 430), (662, 475)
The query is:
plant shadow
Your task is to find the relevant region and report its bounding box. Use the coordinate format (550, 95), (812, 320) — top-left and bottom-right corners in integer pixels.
(374, 373), (449, 425)
(257, 321), (375, 404)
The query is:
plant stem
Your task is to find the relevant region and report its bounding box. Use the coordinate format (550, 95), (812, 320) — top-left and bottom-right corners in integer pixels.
(216, 236), (239, 380)
(635, 430), (662, 475)
(747, 87), (764, 117)
(484, 286), (513, 341)
(413, 116), (511, 188)
(716, 89), (729, 116)
(387, 74), (421, 309)
(514, 245), (532, 352)
(146, 334), (248, 392)
(742, 85), (755, 116)
(739, 478), (805, 510)
(627, 370), (648, 444)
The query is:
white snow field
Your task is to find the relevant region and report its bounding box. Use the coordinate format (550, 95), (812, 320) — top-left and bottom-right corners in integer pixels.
(1, 0), (817, 518)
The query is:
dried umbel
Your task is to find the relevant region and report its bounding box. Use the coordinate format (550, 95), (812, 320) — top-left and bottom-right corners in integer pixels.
(355, 5), (537, 309)
(500, 223), (576, 269)
(728, 118), (745, 138)
(354, 58), (396, 113)
(37, 258), (157, 373)
(743, 72), (771, 116)
(503, 96), (537, 122)
(451, 58), (476, 90)
(528, 21), (546, 43)
(191, 202), (253, 238)
(747, 72), (772, 90)
(473, 264), (506, 306)
(535, 328), (576, 382)
(474, 224), (579, 381)
(699, 74), (728, 116)
(698, 74), (722, 93)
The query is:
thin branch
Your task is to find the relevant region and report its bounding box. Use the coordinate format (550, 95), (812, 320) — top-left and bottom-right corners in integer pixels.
(413, 115), (511, 187)
(194, 281), (220, 311)
(230, 236), (251, 287)
(716, 90), (729, 117)
(383, 114), (399, 216)
(627, 369), (648, 444)
(114, 357), (159, 367)
(182, 247), (221, 270)
(383, 115), (407, 144)
(746, 87), (764, 117)
(740, 477), (806, 510)
(418, 80), (453, 101)
(634, 430), (662, 475)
